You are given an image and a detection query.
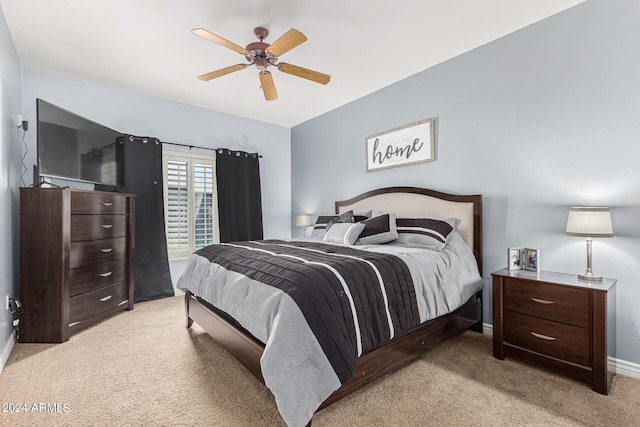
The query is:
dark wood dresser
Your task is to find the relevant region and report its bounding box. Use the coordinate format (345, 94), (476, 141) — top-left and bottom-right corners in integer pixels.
(492, 268), (616, 394)
(19, 188), (135, 343)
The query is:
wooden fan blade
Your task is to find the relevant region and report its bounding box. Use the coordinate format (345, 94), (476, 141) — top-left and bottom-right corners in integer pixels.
(192, 28), (246, 54)
(259, 71), (278, 101)
(266, 29), (307, 57)
(198, 64), (247, 81)
(277, 63), (331, 85)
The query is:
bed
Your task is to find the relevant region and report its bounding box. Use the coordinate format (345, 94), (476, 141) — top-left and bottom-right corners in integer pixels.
(179, 186), (483, 426)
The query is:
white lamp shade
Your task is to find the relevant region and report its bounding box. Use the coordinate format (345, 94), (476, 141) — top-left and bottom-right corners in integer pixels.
(296, 214), (313, 228)
(565, 207), (613, 237)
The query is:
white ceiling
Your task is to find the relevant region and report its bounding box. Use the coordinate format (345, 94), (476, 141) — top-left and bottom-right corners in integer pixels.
(1, 0), (584, 127)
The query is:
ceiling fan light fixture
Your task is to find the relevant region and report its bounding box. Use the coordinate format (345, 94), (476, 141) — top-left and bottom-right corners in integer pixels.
(254, 57), (270, 71)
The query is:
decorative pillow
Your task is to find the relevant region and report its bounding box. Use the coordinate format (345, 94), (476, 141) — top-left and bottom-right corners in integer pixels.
(323, 222), (366, 245)
(395, 217), (461, 250)
(353, 210), (373, 222)
(356, 213), (398, 245)
(325, 210), (355, 231)
(311, 210), (354, 237)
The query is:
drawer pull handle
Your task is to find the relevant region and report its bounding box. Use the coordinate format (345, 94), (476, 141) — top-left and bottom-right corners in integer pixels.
(100, 248), (113, 253)
(99, 271), (113, 277)
(531, 332), (557, 341)
(101, 202), (113, 207)
(99, 295), (113, 302)
(101, 224), (113, 229)
(531, 298), (554, 305)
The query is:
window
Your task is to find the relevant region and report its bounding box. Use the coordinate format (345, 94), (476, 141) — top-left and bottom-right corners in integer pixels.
(163, 152), (219, 259)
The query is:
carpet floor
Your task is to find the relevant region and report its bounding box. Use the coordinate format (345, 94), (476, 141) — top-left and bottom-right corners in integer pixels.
(1, 294), (638, 426)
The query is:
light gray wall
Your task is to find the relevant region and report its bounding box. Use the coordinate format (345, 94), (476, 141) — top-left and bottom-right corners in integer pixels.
(20, 69), (292, 285)
(291, 0), (640, 365)
(0, 7), (23, 370)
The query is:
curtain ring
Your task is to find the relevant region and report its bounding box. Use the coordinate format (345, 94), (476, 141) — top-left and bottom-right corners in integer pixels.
(129, 136), (134, 142)
(235, 152), (240, 156)
(143, 138), (148, 143)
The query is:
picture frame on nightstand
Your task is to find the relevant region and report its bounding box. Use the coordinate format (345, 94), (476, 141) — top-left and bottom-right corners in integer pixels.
(523, 248), (540, 272)
(508, 247), (540, 272)
(508, 247), (523, 270)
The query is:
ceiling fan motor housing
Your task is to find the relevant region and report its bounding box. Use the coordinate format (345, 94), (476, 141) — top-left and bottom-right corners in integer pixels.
(245, 41), (277, 69)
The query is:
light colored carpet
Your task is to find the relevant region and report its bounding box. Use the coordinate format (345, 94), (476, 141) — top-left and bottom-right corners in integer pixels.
(1, 294), (638, 426)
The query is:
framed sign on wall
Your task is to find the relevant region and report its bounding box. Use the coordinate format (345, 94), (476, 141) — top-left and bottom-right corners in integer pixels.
(365, 118), (435, 172)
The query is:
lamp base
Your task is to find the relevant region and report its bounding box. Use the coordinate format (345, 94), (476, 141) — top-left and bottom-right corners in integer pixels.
(578, 272), (603, 282)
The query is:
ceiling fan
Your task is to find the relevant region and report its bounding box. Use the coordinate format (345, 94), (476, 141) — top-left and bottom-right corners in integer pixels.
(192, 26), (331, 101)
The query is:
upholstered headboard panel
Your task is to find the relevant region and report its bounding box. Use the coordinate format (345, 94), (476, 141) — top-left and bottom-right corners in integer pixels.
(335, 186), (482, 273)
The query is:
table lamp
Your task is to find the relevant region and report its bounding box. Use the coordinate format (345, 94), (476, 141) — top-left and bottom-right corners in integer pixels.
(296, 214), (313, 237)
(565, 207), (613, 281)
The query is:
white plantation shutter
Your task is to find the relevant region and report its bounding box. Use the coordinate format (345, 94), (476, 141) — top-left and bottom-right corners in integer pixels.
(165, 160), (189, 253)
(163, 153), (218, 258)
(193, 162), (215, 250)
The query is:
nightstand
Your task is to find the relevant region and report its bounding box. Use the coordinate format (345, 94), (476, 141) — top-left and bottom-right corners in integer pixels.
(492, 268), (616, 394)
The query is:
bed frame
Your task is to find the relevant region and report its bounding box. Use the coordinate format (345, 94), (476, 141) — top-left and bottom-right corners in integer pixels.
(184, 186), (483, 422)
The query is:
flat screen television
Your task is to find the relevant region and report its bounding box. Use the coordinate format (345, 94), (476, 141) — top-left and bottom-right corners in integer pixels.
(36, 99), (125, 186)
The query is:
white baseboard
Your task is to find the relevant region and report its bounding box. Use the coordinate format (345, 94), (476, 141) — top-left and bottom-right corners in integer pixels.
(482, 322), (493, 336)
(0, 333), (16, 374)
(609, 357), (640, 379)
(479, 323), (640, 379)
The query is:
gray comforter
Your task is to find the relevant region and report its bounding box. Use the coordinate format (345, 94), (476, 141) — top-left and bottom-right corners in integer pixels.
(177, 232), (482, 427)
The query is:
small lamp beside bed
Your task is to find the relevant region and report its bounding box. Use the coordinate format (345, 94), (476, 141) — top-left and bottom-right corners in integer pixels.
(565, 206), (613, 281)
(296, 214), (313, 237)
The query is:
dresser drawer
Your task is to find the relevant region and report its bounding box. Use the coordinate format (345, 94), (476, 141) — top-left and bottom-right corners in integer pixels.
(504, 311), (590, 366)
(504, 279), (589, 327)
(71, 192), (128, 215)
(69, 237), (127, 269)
(69, 260), (127, 297)
(70, 215), (128, 241)
(69, 282), (127, 324)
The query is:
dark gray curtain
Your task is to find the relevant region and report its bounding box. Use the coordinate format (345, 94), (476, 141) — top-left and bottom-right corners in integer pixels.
(215, 148), (263, 242)
(96, 135), (174, 302)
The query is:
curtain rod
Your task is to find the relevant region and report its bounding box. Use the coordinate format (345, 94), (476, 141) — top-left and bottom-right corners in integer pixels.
(125, 135), (263, 158)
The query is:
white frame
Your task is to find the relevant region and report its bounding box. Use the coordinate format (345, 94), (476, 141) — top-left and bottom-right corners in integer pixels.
(365, 118), (435, 172)
(508, 247), (524, 270)
(507, 247), (540, 272)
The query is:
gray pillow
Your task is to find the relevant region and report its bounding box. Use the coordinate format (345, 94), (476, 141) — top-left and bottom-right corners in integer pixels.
(323, 222), (366, 245)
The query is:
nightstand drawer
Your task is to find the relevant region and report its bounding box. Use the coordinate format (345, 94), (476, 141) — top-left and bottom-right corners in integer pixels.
(504, 279), (589, 327)
(504, 311), (590, 366)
